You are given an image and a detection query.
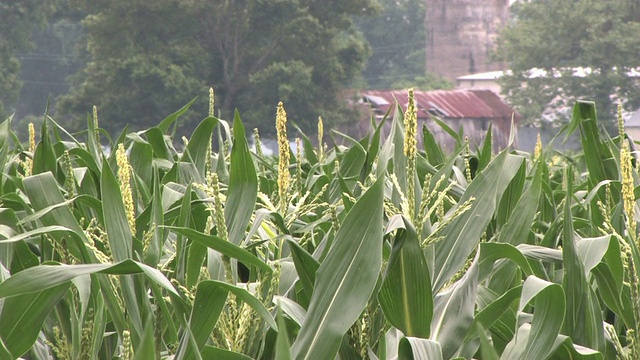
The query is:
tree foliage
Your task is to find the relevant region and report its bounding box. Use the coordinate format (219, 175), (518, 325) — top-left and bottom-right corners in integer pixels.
(0, 0), (57, 118)
(57, 0), (377, 136)
(496, 0), (640, 126)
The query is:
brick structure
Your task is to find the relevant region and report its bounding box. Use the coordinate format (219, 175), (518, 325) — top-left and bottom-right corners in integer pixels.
(426, 0), (510, 81)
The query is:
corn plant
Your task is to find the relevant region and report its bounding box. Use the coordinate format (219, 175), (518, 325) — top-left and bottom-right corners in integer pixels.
(0, 91), (637, 360)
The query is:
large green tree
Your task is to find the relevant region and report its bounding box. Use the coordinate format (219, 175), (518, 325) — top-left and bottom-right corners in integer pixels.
(0, 0), (57, 118)
(57, 0), (377, 136)
(496, 0), (640, 126)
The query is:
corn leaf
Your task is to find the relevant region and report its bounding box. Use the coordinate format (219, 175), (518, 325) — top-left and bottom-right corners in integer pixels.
(561, 167), (605, 352)
(0, 260), (179, 298)
(501, 276), (566, 360)
(291, 176), (384, 360)
(164, 226), (271, 274)
(378, 215), (432, 338)
(225, 111), (257, 246)
(398, 337), (443, 360)
(177, 280), (228, 360)
(433, 151), (524, 291)
(101, 159), (133, 261)
(0, 283), (69, 359)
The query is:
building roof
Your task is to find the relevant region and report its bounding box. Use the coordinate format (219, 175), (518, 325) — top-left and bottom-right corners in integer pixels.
(358, 89), (518, 120)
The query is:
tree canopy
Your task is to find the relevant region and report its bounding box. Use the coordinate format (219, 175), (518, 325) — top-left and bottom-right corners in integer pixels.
(496, 0), (640, 126)
(0, 0), (57, 119)
(56, 0), (378, 136)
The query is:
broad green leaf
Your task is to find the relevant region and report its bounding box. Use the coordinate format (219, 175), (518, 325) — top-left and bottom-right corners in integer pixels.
(378, 215), (432, 338)
(32, 119), (58, 176)
(184, 116), (218, 180)
(562, 167), (604, 352)
(422, 124), (445, 166)
(22, 173), (92, 262)
(0, 283), (69, 359)
(275, 306), (293, 360)
(0, 260), (179, 298)
(0, 225), (73, 244)
(201, 346), (253, 360)
(497, 160), (542, 245)
(287, 238), (320, 302)
(431, 254), (479, 359)
(458, 286), (521, 358)
(225, 112), (258, 245)
(101, 159), (133, 261)
(433, 151), (524, 291)
(205, 280), (277, 331)
(177, 280), (228, 360)
(134, 320), (156, 360)
(165, 226), (272, 274)
(398, 337), (443, 360)
(157, 97), (198, 134)
(274, 295), (307, 327)
(328, 140), (366, 201)
(291, 176), (384, 360)
(501, 276), (565, 360)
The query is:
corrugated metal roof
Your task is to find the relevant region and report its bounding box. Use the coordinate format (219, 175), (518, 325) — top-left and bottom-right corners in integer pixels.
(358, 89), (518, 120)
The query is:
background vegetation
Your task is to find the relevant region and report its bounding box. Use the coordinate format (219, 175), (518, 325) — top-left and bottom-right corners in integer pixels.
(495, 0), (640, 126)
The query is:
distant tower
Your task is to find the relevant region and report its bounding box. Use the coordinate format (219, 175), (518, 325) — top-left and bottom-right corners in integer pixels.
(426, 0), (510, 81)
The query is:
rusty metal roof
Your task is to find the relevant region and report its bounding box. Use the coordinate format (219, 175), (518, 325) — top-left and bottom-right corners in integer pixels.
(359, 89), (518, 120)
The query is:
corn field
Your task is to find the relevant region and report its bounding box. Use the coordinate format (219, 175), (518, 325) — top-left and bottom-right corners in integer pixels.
(0, 91), (637, 359)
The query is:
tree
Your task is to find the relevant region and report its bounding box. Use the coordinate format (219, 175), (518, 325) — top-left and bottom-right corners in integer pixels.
(355, 0), (450, 90)
(57, 0), (377, 137)
(495, 0), (640, 126)
(0, 0), (57, 119)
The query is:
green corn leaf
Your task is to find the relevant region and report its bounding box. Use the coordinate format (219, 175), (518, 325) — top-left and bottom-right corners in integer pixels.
(328, 140), (366, 202)
(431, 254), (479, 359)
(291, 175), (384, 360)
(497, 160), (542, 245)
(22, 172), (92, 262)
(101, 159), (133, 261)
(274, 295), (307, 327)
(143, 127), (173, 160)
(134, 320), (156, 360)
(200, 346), (253, 360)
(501, 276), (566, 360)
(0, 283), (70, 359)
(225, 111), (258, 246)
(457, 286), (522, 358)
(287, 238), (320, 303)
(0, 260), (179, 298)
(398, 337), (443, 360)
(184, 116), (218, 180)
(275, 306), (293, 360)
(378, 215), (432, 338)
(422, 124), (445, 166)
(157, 97), (198, 134)
(205, 280), (277, 330)
(32, 119), (58, 176)
(433, 151), (524, 292)
(164, 226), (272, 274)
(177, 280), (228, 360)
(561, 167), (605, 352)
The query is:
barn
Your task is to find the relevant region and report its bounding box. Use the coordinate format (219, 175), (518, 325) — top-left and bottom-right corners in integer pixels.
(355, 89), (520, 152)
